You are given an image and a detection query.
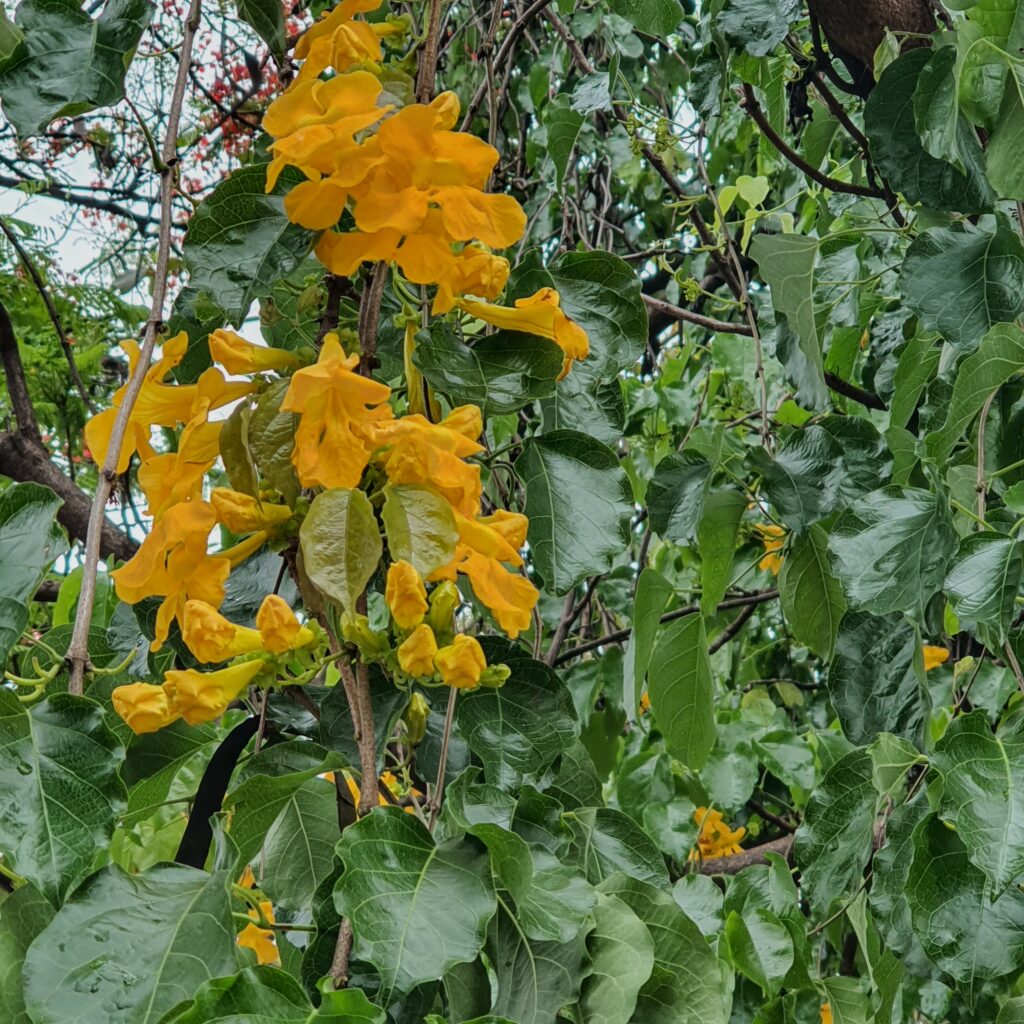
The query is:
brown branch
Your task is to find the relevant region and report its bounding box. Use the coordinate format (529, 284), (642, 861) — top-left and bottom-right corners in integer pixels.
(416, 0), (444, 103)
(0, 299), (40, 437)
(708, 600), (759, 654)
(823, 371), (887, 410)
(643, 294), (755, 337)
(66, 0), (203, 695)
(357, 261), (387, 376)
(696, 835), (794, 875)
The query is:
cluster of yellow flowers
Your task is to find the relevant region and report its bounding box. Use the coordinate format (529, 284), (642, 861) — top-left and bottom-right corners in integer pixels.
(690, 806), (746, 861)
(264, 0), (589, 379)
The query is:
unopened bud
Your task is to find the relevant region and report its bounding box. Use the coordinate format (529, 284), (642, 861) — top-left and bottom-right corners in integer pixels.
(478, 663), (511, 689)
(402, 691), (430, 745)
(427, 581), (461, 634)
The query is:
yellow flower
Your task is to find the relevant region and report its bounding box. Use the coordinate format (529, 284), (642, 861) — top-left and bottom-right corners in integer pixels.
(369, 406), (483, 518)
(164, 660), (266, 725)
(110, 682), (181, 735)
(386, 560), (428, 629)
(256, 594), (316, 653)
(820, 1004), (833, 1024)
(639, 692), (651, 714)
(210, 488), (294, 535)
(293, 0), (399, 82)
(209, 329), (300, 375)
(755, 523), (785, 576)
(237, 900), (279, 966)
(398, 623), (438, 677)
(923, 645), (950, 672)
(435, 634), (487, 689)
(455, 288), (589, 379)
(280, 332), (393, 489)
(432, 244), (511, 315)
(690, 807), (746, 861)
(182, 600), (264, 663)
(337, 769), (421, 813)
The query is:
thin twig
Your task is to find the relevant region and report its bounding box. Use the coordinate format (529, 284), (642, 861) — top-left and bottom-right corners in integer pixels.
(66, 0), (203, 695)
(977, 388), (998, 522)
(428, 686), (458, 830)
(642, 293), (754, 336)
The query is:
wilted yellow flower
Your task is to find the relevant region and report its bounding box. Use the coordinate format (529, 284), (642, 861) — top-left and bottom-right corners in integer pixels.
(209, 329), (301, 375)
(386, 560), (428, 630)
(163, 660), (266, 725)
(456, 288), (589, 379)
(755, 523), (785, 576)
(435, 634), (486, 689)
(281, 332), (393, 489)
(110, 682), (181, 735)
(690, 807), (746, 860)
(923, 645), (950, 672)
(398, 623), (438, 677)
(237, 900), (279, 966)
(256, 594), (316, 654)
(210, 488), (294, 535)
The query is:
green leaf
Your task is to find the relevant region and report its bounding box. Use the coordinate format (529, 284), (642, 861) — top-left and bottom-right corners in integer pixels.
(945, 532), (1023, 647)
(23, 864), (238, 1024)
(779, 524), (846, 660)
(334, 807), (496, 1002)
(829, 487), (956, 617)
(907, 814), (1024, 1001)
(889, 332), (941, 430)
(794, 749), (877, 914)
(982, 46), (1024, 198)
(671, 874), (724, 937)
(913, 46), (962, 166)
(599, 874), (729, 1024)
(749, 235), (824, 395)
(577, 892), (656, 1024)
(932, 711), (1024, 893)
(924, 322), (1024, 461)
(999, 997), (1024, 1024)
(606, 0), (682, 37)
(164, 965), (384, 1023)
(519, 430), (632, 595)
(248, 378), (300, 505)
(0, 0), (153, 137)
(828, 613), (930, 747)
(819, 977), (871, 1024)
(724, 909), (793, 996)
(414, 325), (562, 416)
(864, 49), (994, 214)
(902, 222), (1024, 353)
(0, 482), (67, 664)
(696, 488), (745, 616)
(544, 94), (584, 189)
(233, 0), (284, 61)
(0, 690), (126, 905)
(183, 164), (316, 325)
(568, 808), (669, 889)
(456, 652), (577, 789)
(647, 613), (715, 770)
(719, 0), (799, 57)
(623, 567), (672, 718)
(0, 883), (53, 1024)
(646, 451), (712, 542)
(300, 488), (382, 612)
(381, 484), (458, 578)
(571, 72), (611, 114)
(539, 372), (624, 445)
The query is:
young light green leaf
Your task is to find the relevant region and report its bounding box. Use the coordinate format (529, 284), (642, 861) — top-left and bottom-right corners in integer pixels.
(381, 484), (459, 578)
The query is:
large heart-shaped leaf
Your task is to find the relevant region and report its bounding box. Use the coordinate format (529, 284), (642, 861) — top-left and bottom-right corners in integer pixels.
(0, 882), (53, 1024)
(945, 532), (1023, 647)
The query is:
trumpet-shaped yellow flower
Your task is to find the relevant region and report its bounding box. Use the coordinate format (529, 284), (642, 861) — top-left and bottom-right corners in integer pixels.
(210, 488), (294, 535)
(456, 288), (589, 379)
(280, 332), (393, 489)
(256, 594), (316, 654)
(690, 807), (746, 860)
(432, 244), (511, 314)
(755, 523), (785, 576)
(294, 0), (398, 82)
(208, 329), (301, 375)
(923, 645), (950, 672)
(237, 900), (280, 966)
(820, 1004), (833, 1024)
(386, 560), (428, 630)
(164, 660), (266, 725)
(435, 634), (487, 689)
(369, 406), (483, 518)
(398, 623), (438, 677)
(110, 682), (181, 734)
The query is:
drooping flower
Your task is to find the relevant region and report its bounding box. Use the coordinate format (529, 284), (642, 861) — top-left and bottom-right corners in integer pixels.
(385, 560), (428, 630)
(209, 328), (301, 375)
(455, 287), (589, 379)
(237, 901), (280, 966)
(755, 523), (785, 576)
(256, 594), (316, 654)
(922, 645), (950, 672)
(182, 594), (315, 663)
(280, 332), (393, 489)
(435, 633), (487, 689)
(293, 0), (400, 82)
(398, 623), (438, 677)
(210, 488), (294, 535)
(432, 244), (511, 314)
(163, 660), (266, 725)
(110, 682), (181, 734)
(690, 807), (746, 860)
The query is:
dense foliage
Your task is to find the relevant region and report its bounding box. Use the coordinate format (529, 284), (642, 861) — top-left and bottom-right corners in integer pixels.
(6, 0), (1024, 1022)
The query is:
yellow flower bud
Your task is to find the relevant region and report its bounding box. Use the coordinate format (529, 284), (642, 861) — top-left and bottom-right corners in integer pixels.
(210, 488), (293, 535)
(398, 624), (439, 678)
(341, 612), (389, 659)
(256, 594), (315, 654)
(182, 599), (263, 664)
(434, 634), (486, 690)
(386, 559), (428, 630)
(163, 660), (265, 725)
(427, 580), (461, 633)
(402, 691), (430, 745)
(478, 662), (510, 688)
(209, 328), (300, 376)
(111, 682), (181, 734)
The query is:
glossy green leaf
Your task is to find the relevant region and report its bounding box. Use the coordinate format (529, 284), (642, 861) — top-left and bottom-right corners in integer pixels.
(820, 977), (871, 1024)
(569, 807), (669, 888)
(912, 46), (962, 166)
(719, 0), (799, 56)
(779, 524), (846, 660)
(646, 450), (712, 542)
(539, 371), (624, 445)
(623, 566), (672, 719)
(519, 429), (632, 595)
(647, 613), (715, 770)
(829, 487), (956, 617)
(725, 909), (793, 996)
(0, 0), (153, 137)
(945, 532), (1022, 647)
(544, 94), (584, 189)
(381, 484), (459, 578)
(248, 378), (300, 505)
(697, 488), (745, 616)
(981, 45), (1024, 199)
(606, 0), (683, 36)
(300, 488), (382, 612)
(0, 883), (53, 1024)
(233, 0), (284, 61)
(23, 864), (238, 1024)
(0, 690), (126, 905)
(334, 808), (496, 1001)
